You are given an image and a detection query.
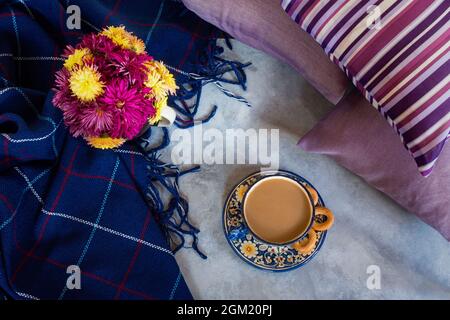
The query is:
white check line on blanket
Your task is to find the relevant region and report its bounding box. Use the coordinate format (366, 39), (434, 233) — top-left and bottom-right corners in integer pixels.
(0, 53), (64, 61)
(42, 209), (173, 256)
(1, 75), (9, 86)
(13, 56), (65, 61)
(14, 167), (45, 204)
(113, 149), (144, 156)
(169, 271), (181, 300)
(8, 6), (21, 81)
(15, 0), (35, 19)
(0, 86), (59, 156)
(0, 168), (50, 231)
(2, 119), (63, 143)
(16, 291), (40, 300)
(81, 18), (101, 32)
(0, 53), (65, 61)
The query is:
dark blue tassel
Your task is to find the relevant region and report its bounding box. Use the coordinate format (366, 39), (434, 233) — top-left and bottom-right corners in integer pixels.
(167, 40), (252, 128)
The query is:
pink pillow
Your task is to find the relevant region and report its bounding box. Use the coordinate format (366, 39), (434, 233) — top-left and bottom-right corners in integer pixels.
(283, 0), (450, 176)
(299, 89), (450, 241)
(182, 0), (349, 104)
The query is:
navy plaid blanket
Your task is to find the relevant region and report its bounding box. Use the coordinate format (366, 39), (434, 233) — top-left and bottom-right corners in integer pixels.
(0, 0), (222, 300)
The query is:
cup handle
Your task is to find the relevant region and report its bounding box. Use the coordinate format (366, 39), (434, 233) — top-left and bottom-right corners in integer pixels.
(292, 229), (317, 254)
(312, 206), (334, 231)
(157, 106), (177, 127)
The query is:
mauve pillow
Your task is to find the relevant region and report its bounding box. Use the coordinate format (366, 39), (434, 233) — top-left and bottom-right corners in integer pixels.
(299, 89), (450, 241)
(283, 0), (450, 176)
(182, 0), (349, 104)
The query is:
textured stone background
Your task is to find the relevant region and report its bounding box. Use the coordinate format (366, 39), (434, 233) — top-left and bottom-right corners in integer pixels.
(168, 40), (450, 299)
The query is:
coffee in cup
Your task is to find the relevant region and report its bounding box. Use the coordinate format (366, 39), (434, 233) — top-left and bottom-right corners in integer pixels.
(243, 176), (315, 244)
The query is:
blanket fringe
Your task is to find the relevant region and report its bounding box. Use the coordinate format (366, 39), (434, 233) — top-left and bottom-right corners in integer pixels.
(140, 39), (251, 259)
(137, 128), (206, 259)
(167, 39), (252, 128)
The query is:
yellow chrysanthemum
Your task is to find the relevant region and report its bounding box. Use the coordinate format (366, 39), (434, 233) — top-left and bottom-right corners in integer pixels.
(161, 73), (178, 94)
(144, 61), (178, 100)
(69, 65), (104, 102)
(153, 61), (169, 75)
(64, 48), (92, 70)
(150, 80), (167, 101)
(129, 35), (146, 54)
(144, 68), (161, 88)
(145, 61), (178, 90)
(101, 26), (147, 53)
(101, 26), (132, 49)
(86, 136), (125, 149)
(149, 96), (168, 125)
(154, 61), (178, 93)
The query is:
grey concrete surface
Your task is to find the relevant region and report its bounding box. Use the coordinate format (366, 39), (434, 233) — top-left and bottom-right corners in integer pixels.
(168, 40), (450, 299)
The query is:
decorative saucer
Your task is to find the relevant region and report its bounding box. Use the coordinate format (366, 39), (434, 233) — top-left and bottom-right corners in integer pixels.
(223, 170), (327, 272)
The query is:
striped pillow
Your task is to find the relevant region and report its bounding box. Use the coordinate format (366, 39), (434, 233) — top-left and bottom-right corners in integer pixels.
(282, 0), (449, 177)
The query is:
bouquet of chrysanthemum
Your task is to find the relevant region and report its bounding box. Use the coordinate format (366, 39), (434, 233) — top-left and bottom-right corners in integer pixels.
(52, 26), (178, 149)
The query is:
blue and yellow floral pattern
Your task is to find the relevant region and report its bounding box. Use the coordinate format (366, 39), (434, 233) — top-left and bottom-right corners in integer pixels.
(223, 170), (327, 272)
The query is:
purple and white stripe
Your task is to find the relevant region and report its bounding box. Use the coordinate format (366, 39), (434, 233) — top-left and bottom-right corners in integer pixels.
(282, 0), (450, 176)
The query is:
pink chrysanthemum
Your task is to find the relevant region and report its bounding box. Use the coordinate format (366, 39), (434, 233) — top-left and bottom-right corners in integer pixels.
(79, 103), (114, 136)
(108, 49), (151, 86)
(60, 101), (85, 137)
(59, 101), (113, 138)
(78, 34), (116, 56)
(100, 79), (155, 139)
(52, 69), (71, 107)
(62, 45), (76, 58)
(78, 34), (117, 76)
